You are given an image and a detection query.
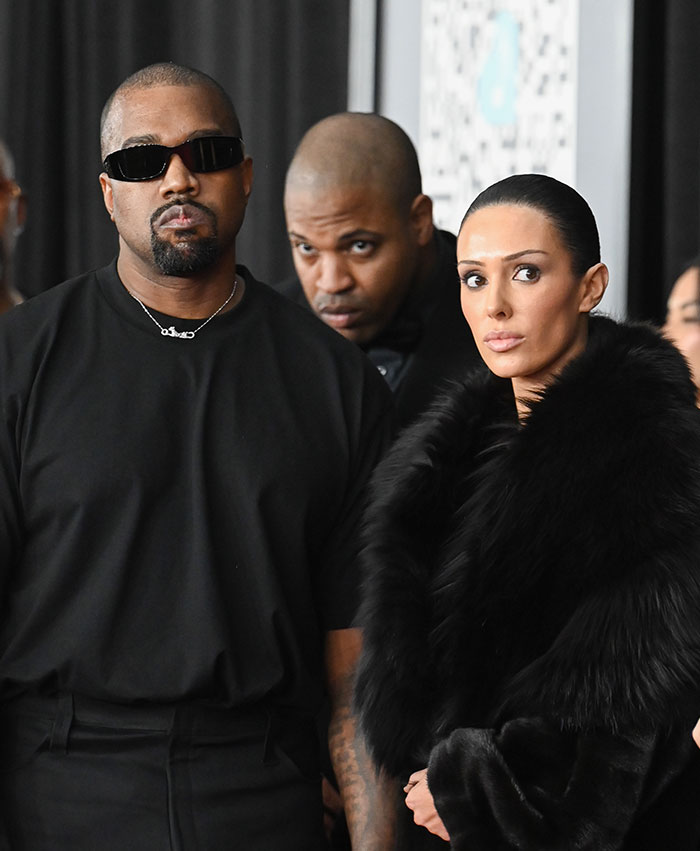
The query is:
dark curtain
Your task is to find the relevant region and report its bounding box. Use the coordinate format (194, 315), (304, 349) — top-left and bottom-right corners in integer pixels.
(0, 0), (349, 295)
(627, 0), (700, 322)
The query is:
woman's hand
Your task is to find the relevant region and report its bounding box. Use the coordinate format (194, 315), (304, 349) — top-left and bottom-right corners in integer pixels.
(693, 719), (700, 748)
(403, 768), (450, 842)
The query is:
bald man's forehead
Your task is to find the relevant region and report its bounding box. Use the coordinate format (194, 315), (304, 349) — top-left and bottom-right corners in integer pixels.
(284, 175), (410, 220)
(286, 179), (377, 208)
(286, 167), (369, 196)
(283, 185), (419, 259)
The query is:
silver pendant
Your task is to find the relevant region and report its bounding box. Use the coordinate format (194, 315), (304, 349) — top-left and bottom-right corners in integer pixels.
(128, 277), (238, 341)
(161, 326), (196, 340)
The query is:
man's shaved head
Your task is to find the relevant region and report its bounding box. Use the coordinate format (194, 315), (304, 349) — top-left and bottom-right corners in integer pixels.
(285, 113), (422, 213)
(100, 62), (241, 157)
(284, 113), (435, 345)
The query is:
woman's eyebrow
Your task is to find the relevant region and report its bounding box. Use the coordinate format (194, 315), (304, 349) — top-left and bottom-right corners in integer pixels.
(458, 249), (549, 266)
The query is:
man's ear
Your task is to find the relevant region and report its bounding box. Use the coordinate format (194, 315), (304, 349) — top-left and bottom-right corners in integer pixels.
(409, 193), (434, 247)
(579, 262), (608, 313)
(99, 172), (115, 222)
(240, 156), (254, 205)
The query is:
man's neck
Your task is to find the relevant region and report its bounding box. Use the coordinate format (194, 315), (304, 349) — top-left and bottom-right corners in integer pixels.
(116, 252), (243, 320)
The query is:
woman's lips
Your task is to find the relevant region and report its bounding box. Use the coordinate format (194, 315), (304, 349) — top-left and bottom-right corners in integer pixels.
(484, 330), (525, 352)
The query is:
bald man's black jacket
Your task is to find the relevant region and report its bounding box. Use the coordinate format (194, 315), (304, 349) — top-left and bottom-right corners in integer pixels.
(275, 229), (480, 428)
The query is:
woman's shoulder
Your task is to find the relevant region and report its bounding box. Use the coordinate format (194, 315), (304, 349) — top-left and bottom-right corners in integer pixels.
(523, 313), (700, 473)
(571, 313), (697, 408)
(370, 367), (514, 504)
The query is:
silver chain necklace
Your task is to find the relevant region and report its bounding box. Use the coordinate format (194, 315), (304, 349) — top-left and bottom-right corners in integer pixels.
(129, 278), (238, 340)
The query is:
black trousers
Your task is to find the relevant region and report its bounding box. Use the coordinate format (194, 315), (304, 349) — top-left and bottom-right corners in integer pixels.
(0, 694), (325, 850)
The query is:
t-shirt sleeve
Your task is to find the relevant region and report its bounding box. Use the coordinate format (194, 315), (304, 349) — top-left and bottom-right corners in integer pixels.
(318, 375), (395, 631)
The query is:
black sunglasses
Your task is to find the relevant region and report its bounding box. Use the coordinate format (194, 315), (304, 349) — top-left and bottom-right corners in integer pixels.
(103, 136), (244, 181)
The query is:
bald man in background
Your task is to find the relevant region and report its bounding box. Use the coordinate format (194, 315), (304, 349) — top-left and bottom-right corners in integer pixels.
(278, 112), (479, 428)
(280, 113), (480, 849)
(0, 139), (26, 313)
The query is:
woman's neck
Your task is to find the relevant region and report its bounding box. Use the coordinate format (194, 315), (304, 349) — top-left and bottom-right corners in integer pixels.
(512, 324), (590, 422)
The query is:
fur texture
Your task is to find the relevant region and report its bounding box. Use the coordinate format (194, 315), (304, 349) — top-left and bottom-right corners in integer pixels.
(355, 316), (700, 849)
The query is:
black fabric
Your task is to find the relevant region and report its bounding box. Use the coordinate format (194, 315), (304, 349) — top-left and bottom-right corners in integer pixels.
(276, 229), (481, 427)
(0, 261), (393, 712)
(628, 0), (700, 321)
(364, 346), (409, 393)
(0, 0), (349, 296)
(0, 693), (325, 849)
(355, 315), (700, 849)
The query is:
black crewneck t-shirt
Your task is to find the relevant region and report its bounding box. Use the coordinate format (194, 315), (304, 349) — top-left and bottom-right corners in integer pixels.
(0, 262), (393, 713)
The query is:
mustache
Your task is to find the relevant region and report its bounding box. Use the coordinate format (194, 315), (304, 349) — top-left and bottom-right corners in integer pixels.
(150, 198), (216, 229)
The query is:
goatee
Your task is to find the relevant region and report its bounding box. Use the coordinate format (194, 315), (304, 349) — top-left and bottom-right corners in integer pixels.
(151, 233), (220, 276)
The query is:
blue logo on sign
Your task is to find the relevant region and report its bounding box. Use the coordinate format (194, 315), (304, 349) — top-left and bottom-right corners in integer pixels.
(478, 11), (518, 125)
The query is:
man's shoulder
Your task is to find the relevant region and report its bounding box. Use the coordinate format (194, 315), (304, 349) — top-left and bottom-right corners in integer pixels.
(245, 267), (370, 360)
(0, 266), (105, 332)
(244, 268), (394, 415)
(0, 266), (113, 395)
(261, 273), (375, 372)
(269, 272), (308, 306)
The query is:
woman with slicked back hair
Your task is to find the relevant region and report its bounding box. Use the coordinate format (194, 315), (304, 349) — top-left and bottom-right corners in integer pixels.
(355, 174), (700, 849)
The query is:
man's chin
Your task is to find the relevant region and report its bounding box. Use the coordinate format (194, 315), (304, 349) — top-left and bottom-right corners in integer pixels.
(334, 324), (373, 346)
(151, 236), (219, 276)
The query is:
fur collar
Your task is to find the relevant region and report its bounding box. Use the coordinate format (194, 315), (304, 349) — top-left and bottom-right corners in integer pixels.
(356, 316), (700, 776)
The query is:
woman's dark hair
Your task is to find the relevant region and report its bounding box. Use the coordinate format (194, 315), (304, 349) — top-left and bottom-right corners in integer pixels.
(460, 174), (600, 278)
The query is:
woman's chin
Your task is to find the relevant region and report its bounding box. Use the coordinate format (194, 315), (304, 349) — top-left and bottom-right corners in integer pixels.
(481, 358), (524, 380)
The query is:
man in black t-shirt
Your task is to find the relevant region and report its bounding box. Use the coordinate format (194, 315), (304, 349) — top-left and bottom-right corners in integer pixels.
(278, 113), (480, 427)
(0, 63), (395, 850)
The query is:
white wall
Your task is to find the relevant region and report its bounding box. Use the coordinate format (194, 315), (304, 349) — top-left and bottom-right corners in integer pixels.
(352, 0), (633, 317)
(575, 0), (633, 318)
(376, 0), (422, 141)
(348, 0), (379, 112)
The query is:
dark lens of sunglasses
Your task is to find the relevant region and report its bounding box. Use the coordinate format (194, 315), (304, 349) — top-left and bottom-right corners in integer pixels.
(183, 138), (243, 173)
(114, 146), (169, 180)
(105, 137), (243, 181)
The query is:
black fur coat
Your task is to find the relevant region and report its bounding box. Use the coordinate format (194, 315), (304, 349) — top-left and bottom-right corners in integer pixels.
(355, 316), (700, 850)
